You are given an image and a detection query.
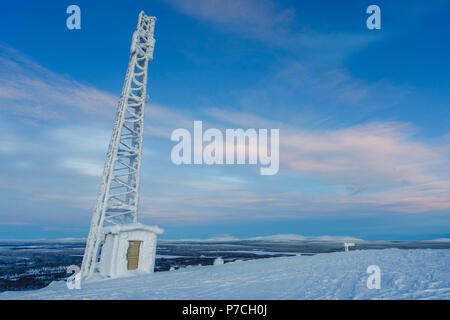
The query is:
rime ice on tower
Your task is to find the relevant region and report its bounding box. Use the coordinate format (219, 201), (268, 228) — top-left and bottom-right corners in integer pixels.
(80, 11), (162, 280)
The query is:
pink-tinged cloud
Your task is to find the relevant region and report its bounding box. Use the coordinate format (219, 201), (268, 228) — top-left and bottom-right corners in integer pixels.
(192, 197), (282, 207)
(281, 122), (443, 185)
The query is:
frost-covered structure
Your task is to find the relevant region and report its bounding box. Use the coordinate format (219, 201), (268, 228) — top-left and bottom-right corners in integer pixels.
(98, 223), (163, 278)
(80, 11), (160, 280)
(344, 242), (355, 252)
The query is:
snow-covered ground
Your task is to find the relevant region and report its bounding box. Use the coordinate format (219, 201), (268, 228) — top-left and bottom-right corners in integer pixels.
(2, 249), (449, 300)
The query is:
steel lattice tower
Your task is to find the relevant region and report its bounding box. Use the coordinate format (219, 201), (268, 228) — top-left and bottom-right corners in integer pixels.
(81, 11), (156, 279)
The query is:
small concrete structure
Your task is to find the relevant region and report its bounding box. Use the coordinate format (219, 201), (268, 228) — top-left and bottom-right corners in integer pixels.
(98, 223), (163, 278)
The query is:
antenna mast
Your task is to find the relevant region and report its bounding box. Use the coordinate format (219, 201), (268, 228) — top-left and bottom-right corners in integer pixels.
(81, 12), (156, 279)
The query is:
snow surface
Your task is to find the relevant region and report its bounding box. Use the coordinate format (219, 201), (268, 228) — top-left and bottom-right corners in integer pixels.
(2, 249), (449, 300)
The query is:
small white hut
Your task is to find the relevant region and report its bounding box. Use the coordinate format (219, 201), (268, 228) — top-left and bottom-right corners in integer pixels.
(98, 223), (163, 278)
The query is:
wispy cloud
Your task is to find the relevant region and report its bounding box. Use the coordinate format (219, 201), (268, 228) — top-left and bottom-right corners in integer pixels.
(32, 193), (95, 210)
(59, 158), (104, 177)
(282, 122), (442, 185)
(145, 103), (195, 138)
(161, 0), (377, 62)
(231, 62), (408, 129)
(0, 46), (117, 122)
(0, 39), (449, 233)
(162, 0), (296, 44)
(204, 108), (450, 215)
(0, 222), (29, 226)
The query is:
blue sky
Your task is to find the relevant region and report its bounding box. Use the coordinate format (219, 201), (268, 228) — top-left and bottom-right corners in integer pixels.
(0, 0), (450, 240)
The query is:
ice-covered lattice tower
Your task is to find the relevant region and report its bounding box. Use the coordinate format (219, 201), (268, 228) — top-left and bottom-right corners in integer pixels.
(81, 12), (158, 280)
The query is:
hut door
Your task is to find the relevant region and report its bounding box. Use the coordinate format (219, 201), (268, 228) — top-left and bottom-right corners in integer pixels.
(127, 240), (142, 270)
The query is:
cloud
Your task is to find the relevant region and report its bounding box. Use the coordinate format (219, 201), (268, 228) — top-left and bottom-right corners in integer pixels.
(51, 126), (111, 153)
(258, 64), (407, 126)
(192, 197), (282, 208)
(145, 103), (195, 138)
(358, 181), (450, 214)
(131, 99), (450, 219)
(0, 45), (117, 122)
(32, 193), (95, 210)
(162, 0), (295, 44)
(166, 0), (293, 25)
(205, 107), (450, 215)
(282, 122), (441, 185)
(1, 39), (449, 233)
(161, 234), (364, 242)
(161, 0), (377, 62)
(0, 119), (18, 153)
(0, 222), (29, 226)
(60, 158), (104, 177)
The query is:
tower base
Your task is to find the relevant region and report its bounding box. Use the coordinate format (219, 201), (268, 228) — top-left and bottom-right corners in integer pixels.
(98, 223), (163, 278)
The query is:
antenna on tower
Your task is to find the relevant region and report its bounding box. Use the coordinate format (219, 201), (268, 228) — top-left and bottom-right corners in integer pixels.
(81, 11), (157, 280)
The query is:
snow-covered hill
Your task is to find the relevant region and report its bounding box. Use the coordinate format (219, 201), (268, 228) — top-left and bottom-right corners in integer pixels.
(2, 249), (449, 300)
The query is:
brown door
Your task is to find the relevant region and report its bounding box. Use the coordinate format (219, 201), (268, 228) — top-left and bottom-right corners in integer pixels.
(127, 240), (142, 270)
